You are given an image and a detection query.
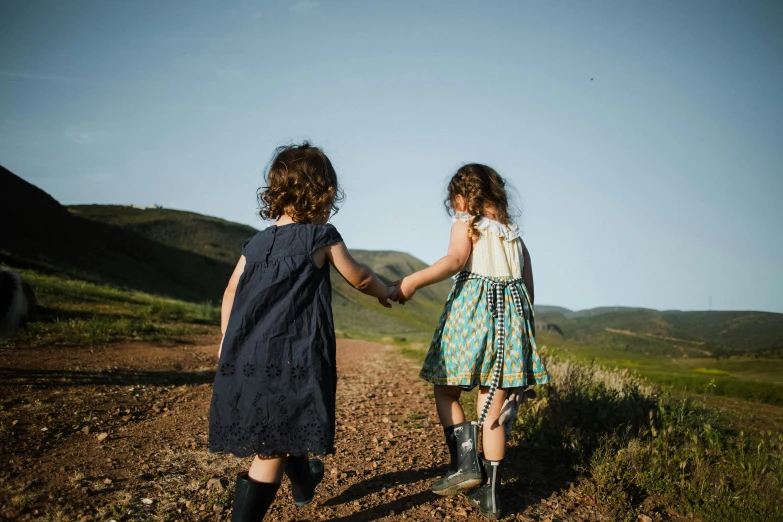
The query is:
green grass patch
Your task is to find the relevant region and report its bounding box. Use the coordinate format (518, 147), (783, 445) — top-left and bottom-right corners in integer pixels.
(550, 343), (783, 406)
(398, 339), (783, 520)
(511, 356), (783, 521)
(691, 367), (731, 376)
(1, 268), (220, 348)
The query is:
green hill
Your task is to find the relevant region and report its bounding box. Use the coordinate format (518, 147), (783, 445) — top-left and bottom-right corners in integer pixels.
(1, 167), (449, 342)
(7, 166), (780, 354)
(537, 308), (783, 358)
(67, 204), (452, 342)
(1, 167), (234, 302)
(68, 204), (258, 266)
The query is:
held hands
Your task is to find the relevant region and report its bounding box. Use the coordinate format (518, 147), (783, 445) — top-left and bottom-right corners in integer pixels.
(378, 285), (393, 309)
(388, 276), (417, 305)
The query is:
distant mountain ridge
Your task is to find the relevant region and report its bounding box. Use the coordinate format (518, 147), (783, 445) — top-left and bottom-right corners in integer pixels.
(67, 204), (453, 341)
(536, 307), (783, 357)
(0, 167), (451, 341)
(536, 305), (656, 318)
(1, 166), (233, 302)
(3, 165), (780, 351)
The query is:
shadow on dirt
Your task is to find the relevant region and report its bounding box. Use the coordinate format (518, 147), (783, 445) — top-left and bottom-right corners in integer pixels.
(0, 367), (215, 387)
(326, 362), (659, 520)
(326, 490), (437, 521)
(323, 467), (441, 507)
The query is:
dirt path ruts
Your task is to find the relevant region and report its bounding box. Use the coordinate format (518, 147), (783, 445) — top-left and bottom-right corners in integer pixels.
(0, 338), (609, 521)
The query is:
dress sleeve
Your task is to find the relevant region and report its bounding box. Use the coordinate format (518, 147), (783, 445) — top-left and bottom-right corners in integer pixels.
(452, 211), (473, 224)
(240, 234), (257, 257)
(311, 224), (343, 252)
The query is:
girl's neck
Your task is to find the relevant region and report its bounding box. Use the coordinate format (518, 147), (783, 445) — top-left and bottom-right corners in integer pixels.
(274, 211), (329, 226)
(454, 201), (500, 222)
(274, 214), (296, 226)
(481, 207), (500, 222)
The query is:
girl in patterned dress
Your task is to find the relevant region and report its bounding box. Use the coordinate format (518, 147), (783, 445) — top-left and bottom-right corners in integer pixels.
(391, 164), (549, 519)
(209, 143), (393, 521)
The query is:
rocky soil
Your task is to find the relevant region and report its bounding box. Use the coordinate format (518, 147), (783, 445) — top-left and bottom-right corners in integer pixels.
(0, 337), (652, 521)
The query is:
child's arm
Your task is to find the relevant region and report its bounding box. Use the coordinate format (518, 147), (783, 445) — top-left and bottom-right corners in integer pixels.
(391, 220), (472, 304)
(326, 242), (392, 308)
(522, 243), (534, 304)
(218, 255), (247, 357)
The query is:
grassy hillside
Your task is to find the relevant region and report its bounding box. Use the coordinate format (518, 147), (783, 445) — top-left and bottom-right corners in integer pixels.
(1, 169), (449, 342)
(536, 309), (783, 405)
(0, 268), (220, 349)
(538, 309), (783, 357)
(67, 204), (451, 342)
(1, 167), (235, 303)
(8, 168), (781, 363)
(68, 204), (258, 266)
(330, 251), (451, 342)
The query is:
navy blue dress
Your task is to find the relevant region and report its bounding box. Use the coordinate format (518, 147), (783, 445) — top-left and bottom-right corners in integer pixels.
(209, 222), (343, 457)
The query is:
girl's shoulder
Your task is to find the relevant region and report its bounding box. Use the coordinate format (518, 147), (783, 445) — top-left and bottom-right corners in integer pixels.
(240, 223), (343, 258)
(452, 212), (520, 241)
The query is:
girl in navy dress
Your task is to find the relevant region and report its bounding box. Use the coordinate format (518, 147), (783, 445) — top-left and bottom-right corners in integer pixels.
(209, 142), (393, 521)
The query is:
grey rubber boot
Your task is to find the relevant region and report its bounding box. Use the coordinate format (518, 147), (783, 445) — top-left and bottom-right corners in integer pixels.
(231, 472), (280, 522)
(284, 455), (324, 506)
(431, 421), (482, 495)
(467, 457), (503, 520)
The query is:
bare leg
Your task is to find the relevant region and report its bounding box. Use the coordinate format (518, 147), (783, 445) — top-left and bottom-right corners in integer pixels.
(434, 385), (466, 427)
(248, 455), (285, 484)
(477, 386), (509, 461)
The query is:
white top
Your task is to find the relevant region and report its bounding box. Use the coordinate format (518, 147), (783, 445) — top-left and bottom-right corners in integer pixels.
(453, 212), (524, 279)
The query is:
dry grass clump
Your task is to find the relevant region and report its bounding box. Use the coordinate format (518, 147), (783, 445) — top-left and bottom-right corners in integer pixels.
(511, 354), (783, 521)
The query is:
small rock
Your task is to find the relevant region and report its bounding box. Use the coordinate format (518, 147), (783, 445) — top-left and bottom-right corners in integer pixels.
(213, 504), (224, 513)
(382, 417), (391, 423)
(207, 477), (227, 492)
(638, 516), (653, 522)
(41, 427), (48, 431)
(81, 426), (90, 435)
(96, 432), (109, 442)
(104, 478), (112, 485)
(12, 420), (18, 426)
(141, 498), (153, 505)
(385, 431), (394, 440)
(330, 467), (339, 475)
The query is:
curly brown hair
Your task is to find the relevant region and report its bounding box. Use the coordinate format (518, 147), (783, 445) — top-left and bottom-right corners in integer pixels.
(445, 163), (511, 240)
(257, 142), (343, 223)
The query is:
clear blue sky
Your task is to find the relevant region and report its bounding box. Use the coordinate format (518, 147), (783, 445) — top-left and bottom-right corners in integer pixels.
(1, 1), (782, 313)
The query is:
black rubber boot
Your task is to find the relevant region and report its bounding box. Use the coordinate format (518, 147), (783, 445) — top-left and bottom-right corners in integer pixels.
(284, 454), (324, 506)
(231, 472), (280, 522)
(467, 457), (503, 520)
(431, 421), (482, 495)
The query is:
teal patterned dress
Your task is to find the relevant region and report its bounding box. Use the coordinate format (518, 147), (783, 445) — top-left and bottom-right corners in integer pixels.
(420, 213), (550, 390)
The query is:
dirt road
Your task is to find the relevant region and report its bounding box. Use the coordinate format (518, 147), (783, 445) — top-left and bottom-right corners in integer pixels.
(0, 338), (606, 521)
